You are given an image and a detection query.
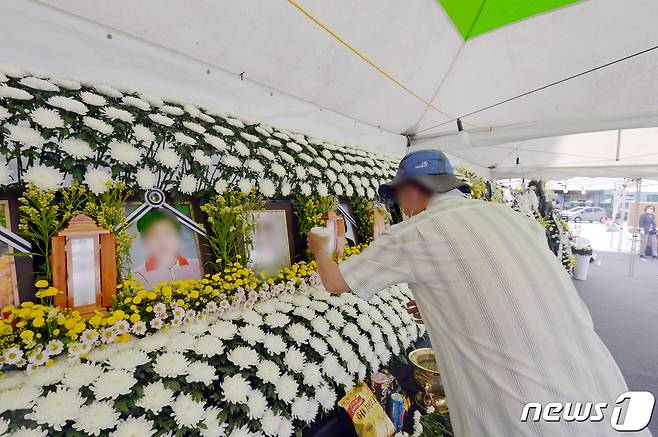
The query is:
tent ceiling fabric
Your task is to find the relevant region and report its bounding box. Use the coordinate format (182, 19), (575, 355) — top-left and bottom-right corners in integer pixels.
(437, 0), (583, 40)
(3, 0), (658, 177)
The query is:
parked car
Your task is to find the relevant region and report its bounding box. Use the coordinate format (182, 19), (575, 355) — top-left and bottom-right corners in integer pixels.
(561, 207), (608, 223)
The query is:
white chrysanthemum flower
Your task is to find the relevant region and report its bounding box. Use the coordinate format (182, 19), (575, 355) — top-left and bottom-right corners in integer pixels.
(171, 393), (206, 429)
(345, 184), (354, 196)
(122, 95), (150, 111)
(179, 174), (197, 194)
(109, 141), (141, 165)
(61, 362), (102, 389)
(284, 347), (307, 373)
(286, 142), (303, 153)
(255, 126), (271, 137)
(183, 121), (206, 134)
(315, 157), (328, 168)
(91, 369), (137, 400)
(317, 182), (328, 197)
(278, 150), (294, 164)
(24, 165), (64, 190)
(302, 363), (324, 387)
(255, 147), (274, 161)
(300, 183), (312, 196)
(6, 426), (49, 437)
(25, 387), (85, 431)
(227, 345), (259, 369)
(166, 331), (196, 352)
(238, 178), (253, 194)
(200, 407), (227, 437)
(325, 169), (337, 183)
(267, 138), (282, 148)
(30, 107), (64, 129)
(215, 125), (234, 136)
(281, 180), (291, 196)
(239, 324), (265, 346)
(204, 133), (225, 150)
(47, 95), (88, 115)
(221, 374), (251, 404)
(110, 417), (155, 437)
(193, 335), (224, 357)
(315, 385), (337, 411)
(258, 178), (276, 197)
(93, 83), (122, 98)
(214, 179), (228, 194)
(255, 359), (281, 385)
(225, 118), (244, 128)
(135, 168), (157, 190)
(84, 168), (112, 195)
(80, 91), (107, 107)
(288, 323), (311, 345)
(153, 351), (189, 378)
(261, 410), (282, 436)
(101, 106), (134, 124)
(192, 149), (212, 166)
(0, 85), (32, 100)
(173, 132), (195, 146)
(220, 154), (241, 168)
(5, 124), (46, 148)
(209, 320), (237, 339)
(186, 361), (217, 385)
(247, 389), (268, 420)
(0, 72), (7, 83)
(334, 183), (344, 196)
(19, 76), (58, 92)
(148, 113), (175, 126)
(294, 165), (306, 180)
(135, 381), (175, 414)
(264, 312), (290, 328)
(274, 374), (299, 404)
(159, 105), (184, 116)
(83, 116), (114, 135)
(269, 163), (286, 178)
(0, 386), (42, 413)
(72, 401), (120, 436)
(156, 147), (181, 169)
(262, 333), (287, 356)
(58, 138), (93, 159)
(140, 93), (163, 107)
(292, 306), (315, 321)
(0, 63), (25, 78)
(107, 348), (149, 370)
(184, 104), (201, 118)
(240, 132), (260, 143)
(367, 186), (375, 199)
(233, 140), (250, 156)
(307, 167), (321, 179)
(291, 395), (319, 423)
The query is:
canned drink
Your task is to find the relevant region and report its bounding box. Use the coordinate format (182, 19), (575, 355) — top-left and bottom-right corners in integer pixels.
(371, 372), (391, 407)
(389, 393), (405, 430)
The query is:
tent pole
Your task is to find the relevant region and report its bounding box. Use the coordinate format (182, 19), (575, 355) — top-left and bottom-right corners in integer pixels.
(628, 179), (642, 277)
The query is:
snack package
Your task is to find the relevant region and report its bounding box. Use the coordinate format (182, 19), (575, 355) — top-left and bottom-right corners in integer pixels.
(338, 382), (396, 437)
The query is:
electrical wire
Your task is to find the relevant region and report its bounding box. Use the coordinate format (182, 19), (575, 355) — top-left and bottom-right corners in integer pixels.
(286, 0), (480, 128)
(416, 44), (658, 135)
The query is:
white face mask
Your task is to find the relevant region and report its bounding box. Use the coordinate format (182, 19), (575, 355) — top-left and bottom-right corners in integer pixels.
(648, 209), (655, 215)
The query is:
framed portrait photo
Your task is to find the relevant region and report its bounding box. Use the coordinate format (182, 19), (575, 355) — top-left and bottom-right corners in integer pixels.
(247, 202), (295, 276)
(0, 200), (20, 309)
(124, 203), (205, 289)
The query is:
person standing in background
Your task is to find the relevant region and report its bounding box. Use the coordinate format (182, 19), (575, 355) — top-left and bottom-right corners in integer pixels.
(639, 205), (657, 259)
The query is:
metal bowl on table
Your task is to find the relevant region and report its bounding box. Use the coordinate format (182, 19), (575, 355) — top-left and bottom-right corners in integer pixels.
(408, 347), (448, 412)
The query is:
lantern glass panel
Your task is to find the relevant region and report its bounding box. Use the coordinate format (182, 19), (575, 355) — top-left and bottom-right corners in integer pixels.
(68, 237), (98, 307)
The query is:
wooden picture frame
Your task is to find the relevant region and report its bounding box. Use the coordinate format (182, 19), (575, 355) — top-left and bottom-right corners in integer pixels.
(247, 201), (295, 275)
(0, 199), (20, 309)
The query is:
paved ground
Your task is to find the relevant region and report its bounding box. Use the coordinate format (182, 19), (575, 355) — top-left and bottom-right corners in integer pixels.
(574, 250), (658, 434)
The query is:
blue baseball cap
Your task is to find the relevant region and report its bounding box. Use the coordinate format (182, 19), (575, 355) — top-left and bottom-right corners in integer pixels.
(378, 149), (470, 199)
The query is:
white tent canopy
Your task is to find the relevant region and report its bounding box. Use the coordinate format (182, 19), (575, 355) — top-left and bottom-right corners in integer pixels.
(2, 0), (658, 176)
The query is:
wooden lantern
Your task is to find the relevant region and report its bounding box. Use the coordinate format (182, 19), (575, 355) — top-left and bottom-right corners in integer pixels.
(51, 214), (117, 313)
(373, 208), (386, 240)
(322, 211), (346, 257)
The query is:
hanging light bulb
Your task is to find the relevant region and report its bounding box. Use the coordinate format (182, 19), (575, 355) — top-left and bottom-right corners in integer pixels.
(456, 118), (470, 145)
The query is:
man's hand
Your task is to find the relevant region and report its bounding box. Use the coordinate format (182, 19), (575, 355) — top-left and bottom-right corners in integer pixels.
(406, 300), (423, 324)
(307, 232), (328, 256)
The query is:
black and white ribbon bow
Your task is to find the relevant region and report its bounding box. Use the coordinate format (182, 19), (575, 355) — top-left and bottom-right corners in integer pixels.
(124, 189), (207, 237)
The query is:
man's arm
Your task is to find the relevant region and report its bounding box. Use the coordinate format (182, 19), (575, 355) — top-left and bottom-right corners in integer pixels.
(307, 232), (351, 294)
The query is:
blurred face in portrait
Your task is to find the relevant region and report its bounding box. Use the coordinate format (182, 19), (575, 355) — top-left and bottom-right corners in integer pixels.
(141, 217), (182, 268)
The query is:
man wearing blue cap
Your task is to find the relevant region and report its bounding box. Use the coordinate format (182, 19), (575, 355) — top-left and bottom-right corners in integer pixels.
(308, 150), (642, 436)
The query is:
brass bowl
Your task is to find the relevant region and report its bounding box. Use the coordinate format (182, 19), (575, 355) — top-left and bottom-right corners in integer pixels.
(408, 348), (445, 397)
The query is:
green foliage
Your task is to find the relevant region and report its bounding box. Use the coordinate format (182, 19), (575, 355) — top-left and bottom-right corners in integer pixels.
(84, 182), (134, 281)
(18, 183), (87, 281)
(351, 196), (375, 244)
(455, 166), (486, 200)
(292, 195), (336, 237)
(420, 410), (453, 436)
(201, 190), (264, 272)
